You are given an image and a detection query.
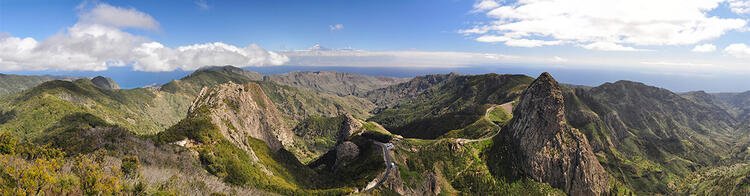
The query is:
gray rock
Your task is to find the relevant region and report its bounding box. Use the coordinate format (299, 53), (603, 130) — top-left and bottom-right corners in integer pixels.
(501, 72), (609, 196)
(90, 76), (120, 90)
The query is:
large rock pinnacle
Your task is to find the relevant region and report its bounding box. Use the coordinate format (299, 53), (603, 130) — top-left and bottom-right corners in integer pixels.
(502, 72), (609, 195)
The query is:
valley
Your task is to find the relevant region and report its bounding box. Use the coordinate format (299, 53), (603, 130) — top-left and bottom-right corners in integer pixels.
(1, 66), (749, 195)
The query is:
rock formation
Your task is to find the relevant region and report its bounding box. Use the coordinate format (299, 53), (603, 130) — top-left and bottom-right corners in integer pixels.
(90, 76), (120, 90)
(501, 72), (609, 195)
(188, 81), (294, 152)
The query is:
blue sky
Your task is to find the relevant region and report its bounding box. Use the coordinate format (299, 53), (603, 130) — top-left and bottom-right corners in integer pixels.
(1, 0), (750, 92)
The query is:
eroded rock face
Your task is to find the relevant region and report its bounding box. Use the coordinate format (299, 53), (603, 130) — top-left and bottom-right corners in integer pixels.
(189, 81), (294, 152)
(337, 115), (363, 142)
(90, 76), (120, 90)
(333, 141), (360, 171)
(502, 72), (609, 196)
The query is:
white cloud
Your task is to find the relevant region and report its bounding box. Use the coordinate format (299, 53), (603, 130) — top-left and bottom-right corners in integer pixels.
(195, 0), (209, 9)
(472, 0), (500, 13)
(0, 3), (287, 72)
(730, 0), (750, 14)
(279, 47), (522, 68)
(464, 0), (748, 50)
(692, 44), (717, 52)
(552, 56), (568, 62)
(582, 42), (645, 51)
(78, 4), (160, 30)
(724, 43), (750, 58)
(329, 24), (344, 31)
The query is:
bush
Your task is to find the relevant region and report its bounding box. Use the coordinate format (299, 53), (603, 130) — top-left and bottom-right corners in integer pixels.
(72, 153), (122, 195)
(121, 156), (140, 178)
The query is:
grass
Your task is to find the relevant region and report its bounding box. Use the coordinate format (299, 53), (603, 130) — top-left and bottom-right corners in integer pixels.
(487, 105), (512, 125)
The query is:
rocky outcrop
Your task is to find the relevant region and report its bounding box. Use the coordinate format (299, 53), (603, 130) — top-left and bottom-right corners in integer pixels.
(500, 72), (609, 196)
(189, 81), (294, 152)
(90, 76), (120, 90)
(337, 115), (363, 142)
(333, 141), (359, 171)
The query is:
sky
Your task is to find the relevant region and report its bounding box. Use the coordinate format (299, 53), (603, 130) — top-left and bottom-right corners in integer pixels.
(1, 0), (750, 92)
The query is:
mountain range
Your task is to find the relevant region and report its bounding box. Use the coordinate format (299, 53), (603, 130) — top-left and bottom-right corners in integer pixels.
(1, 65), (750, 195)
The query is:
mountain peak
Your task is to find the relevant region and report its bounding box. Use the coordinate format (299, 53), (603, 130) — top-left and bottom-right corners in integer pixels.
(498, 72), (609, 195)
(90, 76), (120, 90)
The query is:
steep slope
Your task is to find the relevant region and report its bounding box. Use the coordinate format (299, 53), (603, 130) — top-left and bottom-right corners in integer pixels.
(187, 82), (294, 152)
(363, 72), (461, 107)
(90, 76), (120, 90)
(0, 73), (78, 96)
(161, 66), (376, 123)
(158, 81), (381, 194)
(0, 79), (189, 137)
(264, 71), (408, 97)
(563, 81), (739, 194)
(369, 73), (533, 139)
(713, 91), (750, 120)
(491, 73), (609, 196)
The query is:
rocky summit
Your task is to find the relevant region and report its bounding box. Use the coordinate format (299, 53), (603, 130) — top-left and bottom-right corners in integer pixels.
(90, 76), (120, 90)
(500, 72), (609, 195)
(188, 81), (294, 152)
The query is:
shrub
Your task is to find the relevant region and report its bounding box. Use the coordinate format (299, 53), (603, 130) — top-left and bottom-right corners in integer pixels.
(121, 156), (140, 178)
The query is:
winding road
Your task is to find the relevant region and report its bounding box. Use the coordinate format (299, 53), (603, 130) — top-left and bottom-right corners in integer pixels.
(364, 141), (393, 192)
(455, 101), (513, 143)
(362, 101), (513, 192)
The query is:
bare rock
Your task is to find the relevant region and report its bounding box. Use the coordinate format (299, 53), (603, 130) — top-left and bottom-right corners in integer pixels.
(501, 72), (609, 196)
(189, 81), (294, 152)
(333, 141), (359, 171)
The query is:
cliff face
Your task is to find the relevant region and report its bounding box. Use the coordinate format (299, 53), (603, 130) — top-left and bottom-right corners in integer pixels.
(501, 72), (609, 195)
(188, 81), (293, 152)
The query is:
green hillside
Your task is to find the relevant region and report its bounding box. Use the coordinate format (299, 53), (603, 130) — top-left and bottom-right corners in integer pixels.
(369, 73), (533, 139)
(563, 81), (739, 194)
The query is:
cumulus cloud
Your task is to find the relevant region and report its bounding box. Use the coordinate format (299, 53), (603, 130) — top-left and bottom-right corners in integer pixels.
(78, 4), (160, 30)
(730, 0), (750, 14)
(472, 0), (500, 13)
(329, 24), (344, 31)
(0, 3), (287, 72)
(463, 0), (748, 51)
(692, 44), (717, 52)
(724, 43), (750, 58)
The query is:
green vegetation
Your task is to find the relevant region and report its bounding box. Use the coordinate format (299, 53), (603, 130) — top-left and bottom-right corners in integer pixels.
(677, 163), (750, 195)
(292, 115), (347, 162)
(158, 105), (374, 195)
(0, 73), (75, 96)
(0, 79), (190, 138)
(487, 105), (512, 125)
(392, 138), (565, 195)
(370, 73), (532, 139)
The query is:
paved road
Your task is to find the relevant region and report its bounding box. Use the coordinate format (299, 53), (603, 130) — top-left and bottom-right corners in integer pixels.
(455, 102), (513, 143)
(364, 141), (393, 192)
(362, 101), (513, 191)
